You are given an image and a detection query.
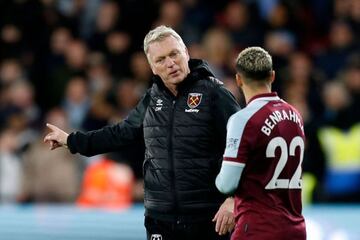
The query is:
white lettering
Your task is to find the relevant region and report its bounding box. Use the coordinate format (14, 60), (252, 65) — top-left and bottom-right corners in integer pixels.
(289, 110), (296, 122)
(265, 119), (274, 129)
(185, 109), (199, 113)
(282, 110), (289, 120)
(275, 111), (283, 121)
(261, 126), (271, 136)
(261, 109), (303, 136)
(269, 112), (279, 125)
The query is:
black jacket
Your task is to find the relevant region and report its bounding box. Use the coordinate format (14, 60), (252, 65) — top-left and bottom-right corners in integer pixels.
(67, 59), (240, 221)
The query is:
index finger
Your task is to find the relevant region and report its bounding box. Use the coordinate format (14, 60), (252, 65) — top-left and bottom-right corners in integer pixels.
(212, 211), (219, 222)
(46, 123), (58, 131)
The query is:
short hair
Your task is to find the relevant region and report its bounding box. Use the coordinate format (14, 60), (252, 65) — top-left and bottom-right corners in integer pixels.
(143, 25), (186, 57)
(235, 47), (273, 80)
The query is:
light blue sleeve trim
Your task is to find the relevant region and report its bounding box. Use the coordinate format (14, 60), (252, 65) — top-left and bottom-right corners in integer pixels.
(216, 161), (245, 195)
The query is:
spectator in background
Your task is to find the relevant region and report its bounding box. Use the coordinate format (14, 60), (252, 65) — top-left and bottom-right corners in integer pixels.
(202, 27), (234, 79)
(8, 80), (41, 128)
(20, 108), (81, 203)
(56, 0), (102, 39)
(129, 51), (152, 91)
(87, 0), (120, 52)
(155, 0), (200, 45)
(62, 76), (90, 130)
(279, 52), (324, 118)
(76, 153), (135, 209)
(86, 52), (113, 95)
(112, 78), (142, 121)
(342, 53), (360, 116)
(81, 52), (115, 131)
(305, 78), (360, 203)
(0, 24), (25, 60)
(6, 80), (40, 152)
(0, 59), (26, 127)
(264, 30), (295, 71)
(218, 1), (264, 49)
(48, 39), (88, 108)
(44, 25), (239, 240)
(0, 127), (22, 203)
(332, 0), (360, 32)
(315, 20), (357, 79)
(0, 59), (24, 87)
(47, 27), (73, 74)
(105, 31), (132, 78)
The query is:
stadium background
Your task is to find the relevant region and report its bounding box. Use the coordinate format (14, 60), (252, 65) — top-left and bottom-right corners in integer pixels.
(0, 0), (359, 239)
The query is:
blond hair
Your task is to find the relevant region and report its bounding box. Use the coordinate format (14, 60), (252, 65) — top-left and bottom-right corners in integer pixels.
(236, 47), (273, 80)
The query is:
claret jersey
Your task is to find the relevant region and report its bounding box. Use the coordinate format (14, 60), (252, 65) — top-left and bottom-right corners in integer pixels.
(224, 92), (306, 240)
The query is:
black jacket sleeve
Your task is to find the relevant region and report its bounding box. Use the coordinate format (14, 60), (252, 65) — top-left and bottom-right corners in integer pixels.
(67, 90), (151, 157)
(211, 84), (241, 152)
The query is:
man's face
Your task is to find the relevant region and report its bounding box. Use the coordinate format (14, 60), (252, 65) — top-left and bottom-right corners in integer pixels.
(147, 35), (190, 88)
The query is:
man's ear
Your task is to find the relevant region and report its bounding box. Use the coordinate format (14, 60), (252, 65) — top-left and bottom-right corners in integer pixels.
(185, 47), (190, 61)
(151, 66), (157, 75)
(149, 61), (157, 75)
(235, 73), (243, 88)
(146, 54), (157, 75)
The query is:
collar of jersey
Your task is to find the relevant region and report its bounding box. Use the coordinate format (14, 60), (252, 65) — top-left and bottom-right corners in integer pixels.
(247, 92), (280, 105)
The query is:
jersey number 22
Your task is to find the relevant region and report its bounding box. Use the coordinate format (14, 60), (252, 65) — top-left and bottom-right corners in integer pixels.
(265, 136), (304, 189)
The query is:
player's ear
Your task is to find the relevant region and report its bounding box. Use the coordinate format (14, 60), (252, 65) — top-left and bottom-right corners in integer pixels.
(235, 73), (243, 88)
(269, 70), (275, 84)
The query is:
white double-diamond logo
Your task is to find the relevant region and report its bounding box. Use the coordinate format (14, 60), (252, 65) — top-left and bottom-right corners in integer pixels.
(155, 98), (163, 112)
(150, 234), (162, 240)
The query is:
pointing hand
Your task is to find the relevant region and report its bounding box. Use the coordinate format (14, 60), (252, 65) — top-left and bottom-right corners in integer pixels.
(43, 123), (69, 150)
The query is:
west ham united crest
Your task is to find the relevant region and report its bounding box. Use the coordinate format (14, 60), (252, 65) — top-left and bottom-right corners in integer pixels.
(187, 93), (202, 109)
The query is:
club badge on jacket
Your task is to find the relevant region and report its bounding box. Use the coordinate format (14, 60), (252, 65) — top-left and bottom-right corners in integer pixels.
(185, 93), (202, 113)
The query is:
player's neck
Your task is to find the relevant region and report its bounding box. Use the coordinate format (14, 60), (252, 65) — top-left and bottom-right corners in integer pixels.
(244, 85), (271, 104)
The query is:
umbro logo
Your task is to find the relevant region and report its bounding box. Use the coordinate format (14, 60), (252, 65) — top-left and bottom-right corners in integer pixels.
(150, 234), (162, 240)
(154, 98), (163, 112)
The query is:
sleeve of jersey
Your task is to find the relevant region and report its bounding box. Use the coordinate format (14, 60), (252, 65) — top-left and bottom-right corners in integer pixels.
(67, 91), (150, 156)
(216, 161), (244, 194)
(216, 112), (251, 194)
(223, 112), (251, 165)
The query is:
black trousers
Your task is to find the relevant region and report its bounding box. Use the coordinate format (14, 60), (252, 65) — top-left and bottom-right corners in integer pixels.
(145, 216), (230, 240)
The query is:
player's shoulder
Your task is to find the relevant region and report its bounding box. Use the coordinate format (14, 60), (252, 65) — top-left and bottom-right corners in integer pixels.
(230, 97), (271, 122)
(228, 102), (264, 129)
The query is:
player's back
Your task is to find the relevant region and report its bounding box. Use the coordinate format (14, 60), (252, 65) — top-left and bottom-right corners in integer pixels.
(227, 93), (306, 240)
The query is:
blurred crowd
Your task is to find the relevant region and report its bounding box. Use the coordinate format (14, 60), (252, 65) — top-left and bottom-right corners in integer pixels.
(0, 0), (359, 207)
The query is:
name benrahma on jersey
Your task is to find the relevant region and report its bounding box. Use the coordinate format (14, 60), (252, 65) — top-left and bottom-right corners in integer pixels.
(261, 108), (304, 136)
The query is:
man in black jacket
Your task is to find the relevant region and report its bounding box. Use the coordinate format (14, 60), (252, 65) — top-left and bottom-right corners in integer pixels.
(44, 25), (240, 240)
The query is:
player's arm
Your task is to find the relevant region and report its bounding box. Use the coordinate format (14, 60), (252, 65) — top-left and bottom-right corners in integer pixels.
(216, 111), (249, 194)
(216, 161), (245, 194)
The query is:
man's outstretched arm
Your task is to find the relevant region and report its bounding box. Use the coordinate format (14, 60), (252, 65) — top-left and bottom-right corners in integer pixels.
(44, 90), (151, 156)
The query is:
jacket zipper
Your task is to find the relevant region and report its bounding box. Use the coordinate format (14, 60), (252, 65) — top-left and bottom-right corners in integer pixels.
(168, 99), (178, 213)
